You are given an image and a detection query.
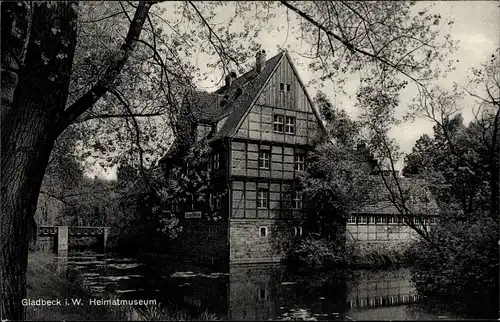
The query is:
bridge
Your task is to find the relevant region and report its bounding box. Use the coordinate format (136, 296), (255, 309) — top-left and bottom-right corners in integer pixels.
(38, 226), (110, 255)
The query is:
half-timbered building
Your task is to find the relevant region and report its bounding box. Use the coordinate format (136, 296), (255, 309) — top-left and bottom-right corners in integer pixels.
(159, 50), (327, 266)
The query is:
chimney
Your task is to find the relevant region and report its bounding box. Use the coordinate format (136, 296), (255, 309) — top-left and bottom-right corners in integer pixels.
(256, 49), (266, 73)
(225, 71), (237, 87)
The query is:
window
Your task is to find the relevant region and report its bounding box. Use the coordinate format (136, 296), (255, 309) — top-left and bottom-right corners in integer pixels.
(273, 114), (284, 133)
(210, 192), (222, 209)
(259, 150), (270, 169)
(358, 216), (367, 224)
(259, 287), (268, 300)
(209, 193), (214, 209)
(257, 189), (269, 208)
(279, 83), (285, 91)
(286, 84), (291, 92)
(381, 216), (388, 224)
(285, 116), (296, 134)
(293, 191), (302, 209)
(389, 216), (398, 224)
(214, 192), (222, 209)
(369, 216), (376, 224)
(294, 226), (303, 236)
(294, 154), (305, 171)
(259, 226), (268, 237)
(212, 152), (220, 169)
(186, 195), (193, 211)
(347, 216), (357, 224)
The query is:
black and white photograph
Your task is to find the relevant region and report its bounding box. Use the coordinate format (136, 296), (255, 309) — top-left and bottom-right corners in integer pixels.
(1, 1), (499, 321)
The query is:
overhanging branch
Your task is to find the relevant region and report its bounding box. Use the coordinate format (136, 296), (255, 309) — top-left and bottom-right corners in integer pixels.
(58, 1), (154, 133)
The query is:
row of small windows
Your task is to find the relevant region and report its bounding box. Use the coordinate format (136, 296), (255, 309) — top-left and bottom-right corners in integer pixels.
(349, 294), (418, 308)
(257, 189), (302, 209)
(259, 226), (302, 237)
(347, 215), (438, 225)
(273, 115), (295, 134)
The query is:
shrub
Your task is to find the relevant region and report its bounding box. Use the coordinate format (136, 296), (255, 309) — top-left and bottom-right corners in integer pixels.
(407, 217), (499, 318)
(286, 233), (357, 269)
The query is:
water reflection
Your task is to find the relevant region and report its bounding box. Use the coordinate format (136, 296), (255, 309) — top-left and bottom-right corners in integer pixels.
(55, 252), (458, 320)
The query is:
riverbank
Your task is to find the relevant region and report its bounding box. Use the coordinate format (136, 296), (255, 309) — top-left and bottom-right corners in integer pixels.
(26, 251), (220, 321)
(26, 252), (114, 320)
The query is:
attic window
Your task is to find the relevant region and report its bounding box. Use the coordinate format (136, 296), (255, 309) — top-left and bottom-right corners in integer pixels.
(286, 84), (291, 92)
(280, 83), (285, 91)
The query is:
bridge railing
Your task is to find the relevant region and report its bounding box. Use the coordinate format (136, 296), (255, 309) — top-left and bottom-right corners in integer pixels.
(37, 226), (110, 254)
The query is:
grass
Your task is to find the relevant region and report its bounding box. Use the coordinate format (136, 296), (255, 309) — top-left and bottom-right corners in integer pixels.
(26, 251), (114, 321)
(26, 251), (222, 321)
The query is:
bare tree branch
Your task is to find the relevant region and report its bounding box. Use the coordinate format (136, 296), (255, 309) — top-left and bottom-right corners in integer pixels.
(59, 1), (154, 132)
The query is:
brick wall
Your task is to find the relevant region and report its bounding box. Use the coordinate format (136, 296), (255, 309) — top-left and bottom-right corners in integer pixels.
(229, 219), (301, 263)
(169, 220), (229, 268)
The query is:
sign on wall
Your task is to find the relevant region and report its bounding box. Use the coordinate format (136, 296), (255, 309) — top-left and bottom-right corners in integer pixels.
(185, 211), (202, 219)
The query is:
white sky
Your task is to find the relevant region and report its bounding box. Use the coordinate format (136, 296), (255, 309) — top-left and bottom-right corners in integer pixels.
(90, 1), (499, 180)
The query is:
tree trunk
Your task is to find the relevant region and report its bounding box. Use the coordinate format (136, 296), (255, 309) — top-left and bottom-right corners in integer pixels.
(1, 1), (152, 318)
(0, 3), (78, 320)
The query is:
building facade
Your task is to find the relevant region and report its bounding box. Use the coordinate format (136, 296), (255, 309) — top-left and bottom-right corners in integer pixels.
(159, 50), (326, 265)
(346, 175), (440, 256)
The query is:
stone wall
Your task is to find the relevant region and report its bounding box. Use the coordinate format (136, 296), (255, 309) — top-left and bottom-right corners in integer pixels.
(169, 220), (229, 268)
(229, 219), (301, 263)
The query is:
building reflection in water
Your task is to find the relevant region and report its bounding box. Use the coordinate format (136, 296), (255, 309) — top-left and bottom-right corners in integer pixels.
(63, 253), (422, 321)
(346, 268), (421, 320)
(173, 264), (419, 321)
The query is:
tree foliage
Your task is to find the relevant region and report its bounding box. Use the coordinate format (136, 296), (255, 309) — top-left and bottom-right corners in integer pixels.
(401, 53), (499, 318)
(0, 1), (473, 319)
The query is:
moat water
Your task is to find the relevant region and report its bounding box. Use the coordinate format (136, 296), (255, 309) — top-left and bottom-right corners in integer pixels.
(53, 251), (465, 321)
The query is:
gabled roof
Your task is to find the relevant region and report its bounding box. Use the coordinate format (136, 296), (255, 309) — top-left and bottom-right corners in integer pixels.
(209, 52), (285, 140)
(160, 50), (328, 163)
(353, 177), (440, 216)
(185, 91), (224, 124)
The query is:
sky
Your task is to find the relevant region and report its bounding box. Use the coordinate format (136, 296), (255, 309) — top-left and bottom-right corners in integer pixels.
(90, 1), (499, 180)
